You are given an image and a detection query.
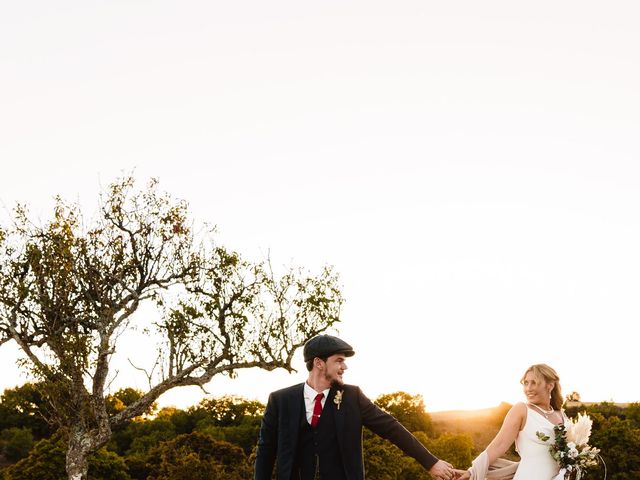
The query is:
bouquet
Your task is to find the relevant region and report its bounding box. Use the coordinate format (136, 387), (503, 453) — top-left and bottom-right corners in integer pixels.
(536, 413), (602, 480)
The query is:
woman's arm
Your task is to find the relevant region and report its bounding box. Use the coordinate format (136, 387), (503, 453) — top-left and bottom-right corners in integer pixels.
(484, 402), (527, 464)
(455, 403), (527, 480)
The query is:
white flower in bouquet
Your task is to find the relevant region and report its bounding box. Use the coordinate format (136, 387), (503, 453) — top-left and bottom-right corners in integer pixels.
(566, 412), (593, 446)
(537, 412), (603, 479)
(567, 443), (578, 459)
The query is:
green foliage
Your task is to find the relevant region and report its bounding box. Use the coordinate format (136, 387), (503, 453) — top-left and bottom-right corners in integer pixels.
(583, 401), (625, 419)
(191, 395), (263, 454)
(0, 428), (34, 462)
(363, 391), (445, 479)
(108, 396), (265, 459)
(121, 419), (177, 456)
(585, 415), (640, 480)
(107, 398), (263, 478)
(86, 450), (132, 480)
(158, 408), (196, 436)
(148, 452), (226, 480)
(3, 434), (66, 480)
(3, 433), (131, 480)
(195, 423), (260, 456)
(362, 428), (474, 480)
(375, 392), (433, 435)
(560, 402), (640, 479)
(624, 402), (640, 427)
(194, 396), (264, 427)
(0, 384), (52, 439)
(417, 431), (473, 471)
(105, 389), (154, 418)
(136, 432), (251, 480)
(362, 430), (406, 480)
(2, 383), (639, 480)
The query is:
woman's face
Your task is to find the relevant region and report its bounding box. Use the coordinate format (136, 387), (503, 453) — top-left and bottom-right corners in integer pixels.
(522, 371), (553, 406)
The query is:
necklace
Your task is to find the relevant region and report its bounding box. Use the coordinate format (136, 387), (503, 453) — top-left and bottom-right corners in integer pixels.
(530, 402), (554, 417)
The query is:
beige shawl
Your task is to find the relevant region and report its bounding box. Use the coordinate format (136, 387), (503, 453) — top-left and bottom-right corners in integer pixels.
(469, 451), (519, 480)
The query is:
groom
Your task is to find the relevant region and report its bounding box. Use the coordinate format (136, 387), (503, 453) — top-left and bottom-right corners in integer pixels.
(254, 334), (457, 480)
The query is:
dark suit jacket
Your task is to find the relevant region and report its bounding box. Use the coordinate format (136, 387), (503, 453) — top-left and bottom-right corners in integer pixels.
(254, 383), (439, 480)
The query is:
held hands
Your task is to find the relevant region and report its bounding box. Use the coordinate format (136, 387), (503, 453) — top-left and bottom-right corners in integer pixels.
(453, 468), (471, 479)
(428, 460), (467, 480)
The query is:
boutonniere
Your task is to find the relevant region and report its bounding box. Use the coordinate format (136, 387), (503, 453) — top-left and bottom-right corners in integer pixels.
(334, 390), (343, 410)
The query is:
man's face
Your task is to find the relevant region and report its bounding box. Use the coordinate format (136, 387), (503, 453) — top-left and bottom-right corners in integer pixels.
(322, 353), (348, 387)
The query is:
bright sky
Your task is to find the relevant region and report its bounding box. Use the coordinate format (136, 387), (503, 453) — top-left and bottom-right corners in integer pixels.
(1, 2), (639, 413)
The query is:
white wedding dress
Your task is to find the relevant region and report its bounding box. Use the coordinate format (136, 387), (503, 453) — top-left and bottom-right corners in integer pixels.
(513, 408), (561, 479)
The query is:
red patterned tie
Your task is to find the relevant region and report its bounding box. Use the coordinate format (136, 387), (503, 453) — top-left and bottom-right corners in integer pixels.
(311, 392), (324, 427)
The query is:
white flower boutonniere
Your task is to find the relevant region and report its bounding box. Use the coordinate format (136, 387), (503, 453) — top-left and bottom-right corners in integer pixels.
(334, 390), (343, 410)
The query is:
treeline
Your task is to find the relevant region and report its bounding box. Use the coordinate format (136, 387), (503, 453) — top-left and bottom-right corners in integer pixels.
(0, 384), (637, 479)
(565, 402), (640, 480)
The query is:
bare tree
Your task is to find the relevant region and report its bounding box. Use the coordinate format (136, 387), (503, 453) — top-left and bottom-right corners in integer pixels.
(0, 176), (343, 479)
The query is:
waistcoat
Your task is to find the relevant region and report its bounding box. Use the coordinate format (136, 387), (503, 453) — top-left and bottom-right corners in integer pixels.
(293, 397), (346, 480)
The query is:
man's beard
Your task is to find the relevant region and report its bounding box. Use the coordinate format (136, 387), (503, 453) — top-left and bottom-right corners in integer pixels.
(329, 377), (344, 389)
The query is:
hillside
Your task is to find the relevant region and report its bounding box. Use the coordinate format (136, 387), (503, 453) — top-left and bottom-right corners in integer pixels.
(431, 403), (517, 458)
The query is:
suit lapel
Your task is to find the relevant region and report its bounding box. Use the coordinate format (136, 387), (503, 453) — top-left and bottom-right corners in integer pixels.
(331, 386), (346, 450)
(288, 383), (305, 441)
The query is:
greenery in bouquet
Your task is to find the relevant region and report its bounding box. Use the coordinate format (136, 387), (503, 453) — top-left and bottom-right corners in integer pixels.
(537, 413), (601, 479)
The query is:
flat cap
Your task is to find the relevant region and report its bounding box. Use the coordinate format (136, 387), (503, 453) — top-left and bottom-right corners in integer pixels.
(303, 334), (355, 362)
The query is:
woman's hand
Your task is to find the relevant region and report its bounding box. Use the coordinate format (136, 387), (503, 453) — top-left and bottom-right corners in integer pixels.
(453, 469), (471, 479)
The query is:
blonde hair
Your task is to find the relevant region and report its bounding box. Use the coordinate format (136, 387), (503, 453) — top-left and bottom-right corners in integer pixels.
(521, 364), (563, 410)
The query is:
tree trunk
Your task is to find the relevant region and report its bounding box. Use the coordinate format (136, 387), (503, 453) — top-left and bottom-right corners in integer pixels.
(66, 433), (89, 480)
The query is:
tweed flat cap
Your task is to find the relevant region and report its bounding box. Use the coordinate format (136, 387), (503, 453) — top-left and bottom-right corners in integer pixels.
(303, 334), (355, 362)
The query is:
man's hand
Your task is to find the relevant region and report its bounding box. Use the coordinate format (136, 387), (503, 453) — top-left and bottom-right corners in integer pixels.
(428, 459), (456, 480)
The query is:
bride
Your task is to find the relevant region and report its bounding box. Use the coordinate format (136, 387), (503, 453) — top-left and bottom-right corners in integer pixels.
(455, 364), (564, 480)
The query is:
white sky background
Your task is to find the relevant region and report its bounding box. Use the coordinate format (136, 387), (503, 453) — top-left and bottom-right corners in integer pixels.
(1, 2), (639, 412)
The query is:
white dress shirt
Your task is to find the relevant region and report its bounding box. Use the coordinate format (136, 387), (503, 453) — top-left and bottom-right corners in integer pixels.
(303, 382), (331, 425)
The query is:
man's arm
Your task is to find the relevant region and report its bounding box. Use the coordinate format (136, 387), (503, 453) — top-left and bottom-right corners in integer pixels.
(357, 388), (454, 480)
(254, 392), (278, 480)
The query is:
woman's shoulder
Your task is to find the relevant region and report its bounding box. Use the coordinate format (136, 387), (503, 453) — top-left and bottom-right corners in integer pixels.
(503, 402), (528, 431)
(508, 402), (529, 418)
